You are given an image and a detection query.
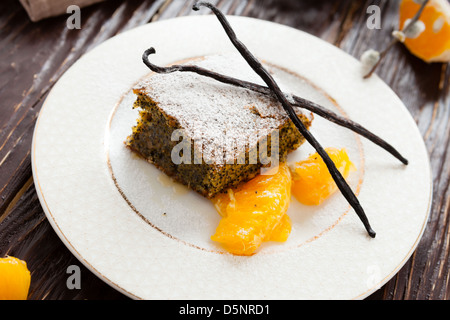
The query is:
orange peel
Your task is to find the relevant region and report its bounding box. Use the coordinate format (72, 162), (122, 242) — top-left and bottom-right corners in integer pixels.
(399, 0), (450, 62)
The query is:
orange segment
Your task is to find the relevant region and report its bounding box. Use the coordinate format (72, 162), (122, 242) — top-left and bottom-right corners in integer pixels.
(268, 214), (292, 242)
(290, 148), (356, 206)
(211, 163), (292, 256)
(399, 0), (450, 62)
(0, 256), (31, 300)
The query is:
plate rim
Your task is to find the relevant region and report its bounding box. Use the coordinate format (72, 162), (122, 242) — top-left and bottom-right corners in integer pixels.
(31, 15), (433, 300)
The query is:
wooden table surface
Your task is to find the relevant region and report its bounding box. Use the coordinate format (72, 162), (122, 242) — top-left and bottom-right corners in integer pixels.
(0, 0), (448, 300)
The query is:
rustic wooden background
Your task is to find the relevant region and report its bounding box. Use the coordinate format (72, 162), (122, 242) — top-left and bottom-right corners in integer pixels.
(0, 0), (448, 300)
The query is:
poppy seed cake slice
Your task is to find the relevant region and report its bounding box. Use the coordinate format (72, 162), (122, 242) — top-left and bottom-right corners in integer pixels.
(125, 53), (313, 198)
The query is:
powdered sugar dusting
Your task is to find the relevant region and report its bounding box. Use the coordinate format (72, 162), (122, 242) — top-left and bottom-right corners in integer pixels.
(134, 53), (303, 164)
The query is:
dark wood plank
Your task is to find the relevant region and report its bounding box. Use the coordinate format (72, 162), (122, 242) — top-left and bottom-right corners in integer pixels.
(228, 0), (450, 300)
(334, 1), (450, 300)
(0, 182), (128, 299)
(0, 0), (448, 300)
(0, 0), (169, 300)
(0, 0), (168, 217)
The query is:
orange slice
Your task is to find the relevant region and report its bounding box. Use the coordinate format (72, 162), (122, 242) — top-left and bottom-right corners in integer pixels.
(399, 0), (450, 62)
(0, 256), (31, 300)
(290, 148), (356, 206)
(211, 163), (292, 256)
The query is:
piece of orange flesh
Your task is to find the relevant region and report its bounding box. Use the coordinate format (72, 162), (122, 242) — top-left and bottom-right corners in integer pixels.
(290, 147), (356, 206)
(211, 163), (292, 256)
(0, 256), (31, 300)
(399, 0), (450, 62)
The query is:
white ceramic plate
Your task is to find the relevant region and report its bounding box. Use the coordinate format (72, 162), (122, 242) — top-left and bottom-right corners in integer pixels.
(31, 15), (431, 300)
